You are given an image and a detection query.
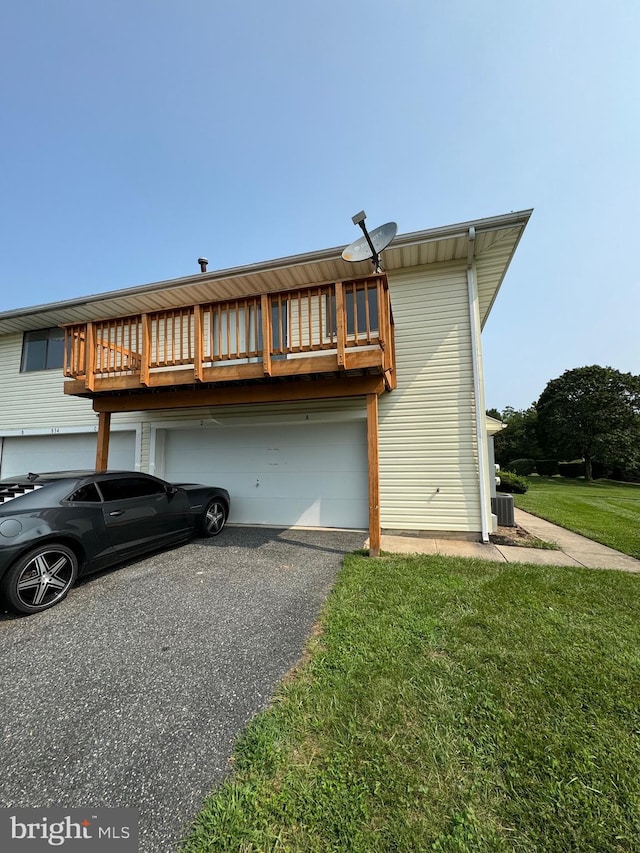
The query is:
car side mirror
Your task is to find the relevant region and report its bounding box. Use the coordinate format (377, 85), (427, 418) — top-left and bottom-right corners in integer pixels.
(166, 484), (179, 496)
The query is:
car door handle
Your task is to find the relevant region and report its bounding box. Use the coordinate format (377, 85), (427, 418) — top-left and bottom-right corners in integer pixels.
(109, 510), (125, 517)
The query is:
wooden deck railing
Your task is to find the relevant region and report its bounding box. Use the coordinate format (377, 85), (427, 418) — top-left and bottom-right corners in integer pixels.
(63, 274), (395, 394)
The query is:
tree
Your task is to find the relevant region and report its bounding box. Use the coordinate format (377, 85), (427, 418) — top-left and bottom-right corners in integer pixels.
(535, 365), (640, 481)
(487, 406), (541, 466)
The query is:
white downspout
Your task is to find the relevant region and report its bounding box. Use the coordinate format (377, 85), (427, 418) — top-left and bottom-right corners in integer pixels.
(467, 227), (490, 543)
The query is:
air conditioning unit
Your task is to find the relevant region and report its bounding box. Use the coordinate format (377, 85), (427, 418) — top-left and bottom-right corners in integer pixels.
(491, 494), (515, 527)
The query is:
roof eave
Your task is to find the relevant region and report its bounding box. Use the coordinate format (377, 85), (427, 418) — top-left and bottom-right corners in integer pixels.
(0, 209), (532, 333)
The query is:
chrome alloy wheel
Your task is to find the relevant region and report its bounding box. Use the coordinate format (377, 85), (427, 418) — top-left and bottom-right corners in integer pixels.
(203, 501), (227, 537)
(8, 545), (78, 613)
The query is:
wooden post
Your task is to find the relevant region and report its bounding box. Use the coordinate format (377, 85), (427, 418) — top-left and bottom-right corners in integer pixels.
(193, 305), (203, 382)
(261, 294), (272, 376)
(140, 313), (151, 387)
(376, 278), (385, 354)
(95, 412), (111, 471)
(335, 281), (346, 369)
(85, 323), (96, 391)
(367, 392), (381, 557)
(383, 288), (396, 390)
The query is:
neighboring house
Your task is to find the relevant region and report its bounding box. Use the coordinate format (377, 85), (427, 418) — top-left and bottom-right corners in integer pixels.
(0, 210), (531, 553)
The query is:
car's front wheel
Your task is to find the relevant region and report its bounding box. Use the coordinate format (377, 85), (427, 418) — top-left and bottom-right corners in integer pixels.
(202, 500), (227, 537)
(1, 544), (78, 615)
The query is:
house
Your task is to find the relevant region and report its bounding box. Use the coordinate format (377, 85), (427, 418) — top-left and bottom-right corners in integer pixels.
(0, 210), (531, 554)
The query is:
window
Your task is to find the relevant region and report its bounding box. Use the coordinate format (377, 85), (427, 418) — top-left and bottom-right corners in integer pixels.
(98, 477), (167, 502)
(21, 327), (65, 372)
(68, 483), (102, 503)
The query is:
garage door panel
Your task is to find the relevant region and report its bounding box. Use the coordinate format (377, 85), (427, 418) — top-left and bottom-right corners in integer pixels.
(177, 457), (366, 481)
(1, 433), (136, 479)
(167, 430), (364, 475)
(163, 420), (368, 529)
(222, 470), (364, 501)
(233, 495), (366, 527)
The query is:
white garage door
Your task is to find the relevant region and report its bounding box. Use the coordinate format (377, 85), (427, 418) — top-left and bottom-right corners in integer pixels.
(162, 421), (368, 529)
(0, 432), (136, 479)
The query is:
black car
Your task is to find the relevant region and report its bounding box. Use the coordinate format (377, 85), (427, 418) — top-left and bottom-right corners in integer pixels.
(0, 471), (230, 615)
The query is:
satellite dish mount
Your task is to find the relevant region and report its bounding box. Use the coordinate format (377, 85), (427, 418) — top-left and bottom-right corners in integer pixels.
(342, 211), (397, 273)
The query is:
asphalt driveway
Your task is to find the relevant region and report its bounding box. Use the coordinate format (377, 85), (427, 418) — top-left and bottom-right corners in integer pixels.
(0, 527), (364, 852)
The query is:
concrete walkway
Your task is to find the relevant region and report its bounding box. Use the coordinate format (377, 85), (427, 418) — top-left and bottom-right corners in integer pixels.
(376, 509), (640, 573)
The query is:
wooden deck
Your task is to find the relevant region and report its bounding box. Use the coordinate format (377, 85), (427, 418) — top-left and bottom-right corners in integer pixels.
(63, 273), (396, 396)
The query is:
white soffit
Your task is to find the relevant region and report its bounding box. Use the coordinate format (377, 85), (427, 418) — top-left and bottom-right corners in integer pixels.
(0, 210), (532, 335)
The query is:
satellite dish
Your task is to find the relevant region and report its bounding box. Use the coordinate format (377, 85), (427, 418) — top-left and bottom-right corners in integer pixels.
(342, 222), (398, 263)
(342, 212), (397, 271)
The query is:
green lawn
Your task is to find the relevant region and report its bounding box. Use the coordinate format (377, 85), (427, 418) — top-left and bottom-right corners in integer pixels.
(514, 477), (640, 559)
(182, 554), (640, 852)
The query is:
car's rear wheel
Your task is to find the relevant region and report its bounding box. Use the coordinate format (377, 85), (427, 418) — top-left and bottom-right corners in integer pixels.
(2, 544), (78, 614)
(202, 500), (227, 537)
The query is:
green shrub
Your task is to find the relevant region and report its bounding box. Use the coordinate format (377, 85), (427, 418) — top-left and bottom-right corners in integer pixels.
(504, 458), (536, 476)
(607, 463), (640, 483)
(497, 470), (528, 494)
(536, 459), (559, 476)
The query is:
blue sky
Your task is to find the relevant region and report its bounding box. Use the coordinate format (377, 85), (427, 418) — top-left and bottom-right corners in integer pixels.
(2, 0), (638, 411)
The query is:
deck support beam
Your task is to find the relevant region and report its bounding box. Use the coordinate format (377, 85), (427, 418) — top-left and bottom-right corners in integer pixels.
(95, 412), (111, 471)
(92, 376), (385, 413)
(367, 392), (381, 557)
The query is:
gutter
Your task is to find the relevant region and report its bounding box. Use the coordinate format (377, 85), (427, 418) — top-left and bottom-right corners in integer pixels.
(466, 226), (491, 543)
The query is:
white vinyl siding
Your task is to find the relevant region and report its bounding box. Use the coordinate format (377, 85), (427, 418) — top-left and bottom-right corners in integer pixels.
(0, 333), (97, 430)
(0, 333), (144, 481)
(379, 262), (480, 533)
(0, 333), (144, 434)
